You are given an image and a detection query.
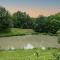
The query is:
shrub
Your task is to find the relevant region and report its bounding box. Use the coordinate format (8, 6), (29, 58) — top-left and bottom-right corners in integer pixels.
(57, 30), (60, 43)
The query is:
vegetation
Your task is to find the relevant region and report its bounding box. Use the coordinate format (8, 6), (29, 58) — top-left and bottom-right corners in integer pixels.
(0, 48), (60, 60)
(0, 28), (35, 37)
(57, 30), (60, 43)
(12, 11), (32, 29)
(0, 7), (12, 32)
(0, 6), (60, 34)
(0, 6), (60, 60)
(0, 6), (60, 43)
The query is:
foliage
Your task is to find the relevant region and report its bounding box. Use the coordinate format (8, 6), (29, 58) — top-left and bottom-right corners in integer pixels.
(0, 6), (60, 34)
(48, 19), (60, 34)
(12, 11), (32, 28)
(0, 6), (12, 32)
(33, 14), (60, 34)
(33, 16), (49, 33)
(57, 30), (60, 43)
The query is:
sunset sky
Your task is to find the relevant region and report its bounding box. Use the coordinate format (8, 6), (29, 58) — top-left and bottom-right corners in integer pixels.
(0, 0), (60, 17)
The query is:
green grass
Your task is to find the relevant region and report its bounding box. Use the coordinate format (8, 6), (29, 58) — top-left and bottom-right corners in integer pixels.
(0, 28), (35, 37)
(0, 28), (57, 37)
(0, 48), (60, 60)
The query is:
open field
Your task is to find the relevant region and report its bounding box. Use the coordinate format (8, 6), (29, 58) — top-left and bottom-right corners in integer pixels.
(0, 48), (60, 60)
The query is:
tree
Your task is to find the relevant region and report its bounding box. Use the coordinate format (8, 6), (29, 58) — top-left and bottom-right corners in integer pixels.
(33, 15), (48, 32)
(47, 13), (60, 34)
(0, 6), (12, 32)
(48, 19), (60, 34)
(13, 11), (32, 28)
(48, 12), (60, 21)
(33, 14), (60, 34)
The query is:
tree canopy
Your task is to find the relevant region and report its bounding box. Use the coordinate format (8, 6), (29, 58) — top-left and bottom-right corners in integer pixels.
(12, 11), (32, 28)
(0, 6), (12, 32)
(0, 6), (60, 34)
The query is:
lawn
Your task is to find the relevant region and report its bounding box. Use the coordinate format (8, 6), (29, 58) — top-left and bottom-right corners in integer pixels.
(0, 28), (35, 37)
(0, 48), (60, 60)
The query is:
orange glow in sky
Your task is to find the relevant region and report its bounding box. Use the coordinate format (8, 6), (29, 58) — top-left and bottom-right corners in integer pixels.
(6, 6), (60, 17)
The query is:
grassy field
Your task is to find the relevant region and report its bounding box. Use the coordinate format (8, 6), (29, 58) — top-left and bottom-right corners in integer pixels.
(0, 48), (60, 60)
(0, 28), (35, 37)
(0, 28), (57, 37)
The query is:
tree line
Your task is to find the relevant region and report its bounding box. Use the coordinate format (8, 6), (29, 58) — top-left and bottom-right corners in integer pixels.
(0, 6), (60, 34)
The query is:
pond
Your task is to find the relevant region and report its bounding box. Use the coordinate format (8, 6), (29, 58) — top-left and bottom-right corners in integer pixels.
(0, 34), (60, 49)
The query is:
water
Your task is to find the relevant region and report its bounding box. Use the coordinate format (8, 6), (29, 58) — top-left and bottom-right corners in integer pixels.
(0, 34), (60, 49)
(24, 43), (34, 49)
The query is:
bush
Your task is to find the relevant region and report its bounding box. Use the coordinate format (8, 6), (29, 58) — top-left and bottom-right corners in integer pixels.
(57, 30), (60, 43)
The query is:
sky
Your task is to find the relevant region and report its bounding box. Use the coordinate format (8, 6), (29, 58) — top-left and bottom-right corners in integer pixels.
(0, 0), (60, 17)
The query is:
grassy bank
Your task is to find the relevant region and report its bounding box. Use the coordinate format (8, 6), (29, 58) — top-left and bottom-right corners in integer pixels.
(0, 48), (60, 60)
(0, 28), (57, 37)
(0, 28), (36, 37)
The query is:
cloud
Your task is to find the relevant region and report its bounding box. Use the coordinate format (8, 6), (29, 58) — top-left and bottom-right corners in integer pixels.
(6, 6), (60, 17)
(26, 8), (60, 17)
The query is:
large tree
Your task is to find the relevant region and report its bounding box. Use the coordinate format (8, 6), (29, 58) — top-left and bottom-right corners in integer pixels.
(12, 11), (32, 28)
(0, 6), (12, 32)
(47, 13), (60, 34)
(33, 15), (48, 32)
(33, 14), (60, 34)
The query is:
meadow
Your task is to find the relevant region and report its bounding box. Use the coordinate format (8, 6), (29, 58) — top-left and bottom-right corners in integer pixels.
(0, 48), (60, 60)
(0, 28), (35, 37)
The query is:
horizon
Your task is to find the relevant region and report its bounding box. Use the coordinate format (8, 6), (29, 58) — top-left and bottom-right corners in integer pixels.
(0, 0), (60, 17)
